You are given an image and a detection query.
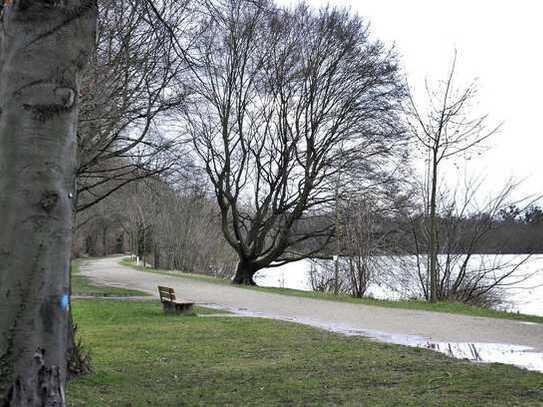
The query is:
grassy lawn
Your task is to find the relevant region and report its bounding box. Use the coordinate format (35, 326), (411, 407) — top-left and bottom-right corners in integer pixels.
(120, 258), (543, 325)
(72, 259), (149, 298)
(66, 299), (543, 406)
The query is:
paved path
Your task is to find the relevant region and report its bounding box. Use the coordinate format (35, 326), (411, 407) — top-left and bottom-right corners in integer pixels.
(80, 257), (543, 353)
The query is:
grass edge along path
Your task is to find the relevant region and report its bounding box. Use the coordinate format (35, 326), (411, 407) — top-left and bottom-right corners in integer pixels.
(72, 258), (150, 298)
(119, 258), (543, 325)
(72, 259), (225, 316)
(66, 298), (543, 406)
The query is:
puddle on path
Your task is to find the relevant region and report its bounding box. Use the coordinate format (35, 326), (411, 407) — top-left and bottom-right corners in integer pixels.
(199, 303), (543, 373)
(421, 342), (542, 372)
(338, 327), (543, 373)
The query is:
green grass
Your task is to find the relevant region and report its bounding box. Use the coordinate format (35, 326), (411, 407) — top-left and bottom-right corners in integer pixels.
(66, 299), (543, 406)
(120, 258), (543, 325)
(72, 259), (149, 298)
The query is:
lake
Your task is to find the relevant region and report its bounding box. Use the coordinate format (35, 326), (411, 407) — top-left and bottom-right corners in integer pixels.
(254, 254), (543, 317)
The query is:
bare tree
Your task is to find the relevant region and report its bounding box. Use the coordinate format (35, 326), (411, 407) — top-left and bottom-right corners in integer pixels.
(150, 183), (239, 276)
(408, 177), (534, 306)
(342, 197), (378, 297)
(407, 51), (502, 302)
(0, 2), (96, 406)
(309, 185), (412, 298)
(184, 0), (405, 284)
(76, 0), (190, 213)
(66, 0), (195, 380)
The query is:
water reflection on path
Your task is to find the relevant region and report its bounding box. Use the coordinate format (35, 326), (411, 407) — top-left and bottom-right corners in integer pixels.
(340, 327), (543, 373)
(201, 303), (543, 373)
(423, 342), (542, 372)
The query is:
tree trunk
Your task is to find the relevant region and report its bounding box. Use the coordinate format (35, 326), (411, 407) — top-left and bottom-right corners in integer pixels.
(0, 2), (96, 406)
(428, 155), (439, 303)
(232, 261), (258, 285)
(154, 244), (160, 269)
(85, 236), (95, 256)
(101, 225), (108, 257)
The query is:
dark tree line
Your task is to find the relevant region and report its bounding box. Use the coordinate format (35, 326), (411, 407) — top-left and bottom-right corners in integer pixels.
(327, 207), (543, 258)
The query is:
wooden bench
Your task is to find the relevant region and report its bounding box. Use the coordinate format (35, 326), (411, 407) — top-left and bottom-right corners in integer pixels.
(158, 286), (194, 315)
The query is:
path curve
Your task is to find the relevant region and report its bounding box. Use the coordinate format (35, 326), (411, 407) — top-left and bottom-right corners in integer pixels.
(80, 257), (543, 354)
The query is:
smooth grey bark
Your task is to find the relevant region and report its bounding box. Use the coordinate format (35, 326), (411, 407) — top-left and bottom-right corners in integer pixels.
(0, 2), (96, 406)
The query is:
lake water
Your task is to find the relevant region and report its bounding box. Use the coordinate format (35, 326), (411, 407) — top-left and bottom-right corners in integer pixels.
(254, 254), (543, 317)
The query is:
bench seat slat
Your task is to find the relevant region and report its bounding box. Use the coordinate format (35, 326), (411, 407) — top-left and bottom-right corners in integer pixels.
(170, 299), (194, 305)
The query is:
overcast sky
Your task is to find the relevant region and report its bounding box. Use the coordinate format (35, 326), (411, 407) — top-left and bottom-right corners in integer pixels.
(284, 0), (542, 200)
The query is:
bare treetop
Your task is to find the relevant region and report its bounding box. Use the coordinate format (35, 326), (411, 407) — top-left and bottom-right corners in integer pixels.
(407, 51), (502, 165)
(180, 0), (406, 284)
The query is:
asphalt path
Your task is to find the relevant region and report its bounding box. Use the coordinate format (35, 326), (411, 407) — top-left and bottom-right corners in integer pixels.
(80, 257), (543, 353)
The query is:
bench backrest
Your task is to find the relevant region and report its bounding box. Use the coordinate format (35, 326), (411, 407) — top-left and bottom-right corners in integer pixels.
(158, 286), (176, 302)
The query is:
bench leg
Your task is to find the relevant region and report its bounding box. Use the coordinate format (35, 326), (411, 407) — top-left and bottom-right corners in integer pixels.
(162, 302), (175, 313)
(174, 303), (194, 315)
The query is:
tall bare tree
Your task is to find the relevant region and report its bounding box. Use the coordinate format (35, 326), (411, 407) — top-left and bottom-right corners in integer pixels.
(76, 0), (189, 213)
(407, 52), (501, 302)
(184, 0), (405, 284)
(0, 1), (96, 405)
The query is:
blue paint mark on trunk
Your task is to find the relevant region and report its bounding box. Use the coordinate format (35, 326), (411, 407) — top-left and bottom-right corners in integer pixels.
(60, 293), (70, 311)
